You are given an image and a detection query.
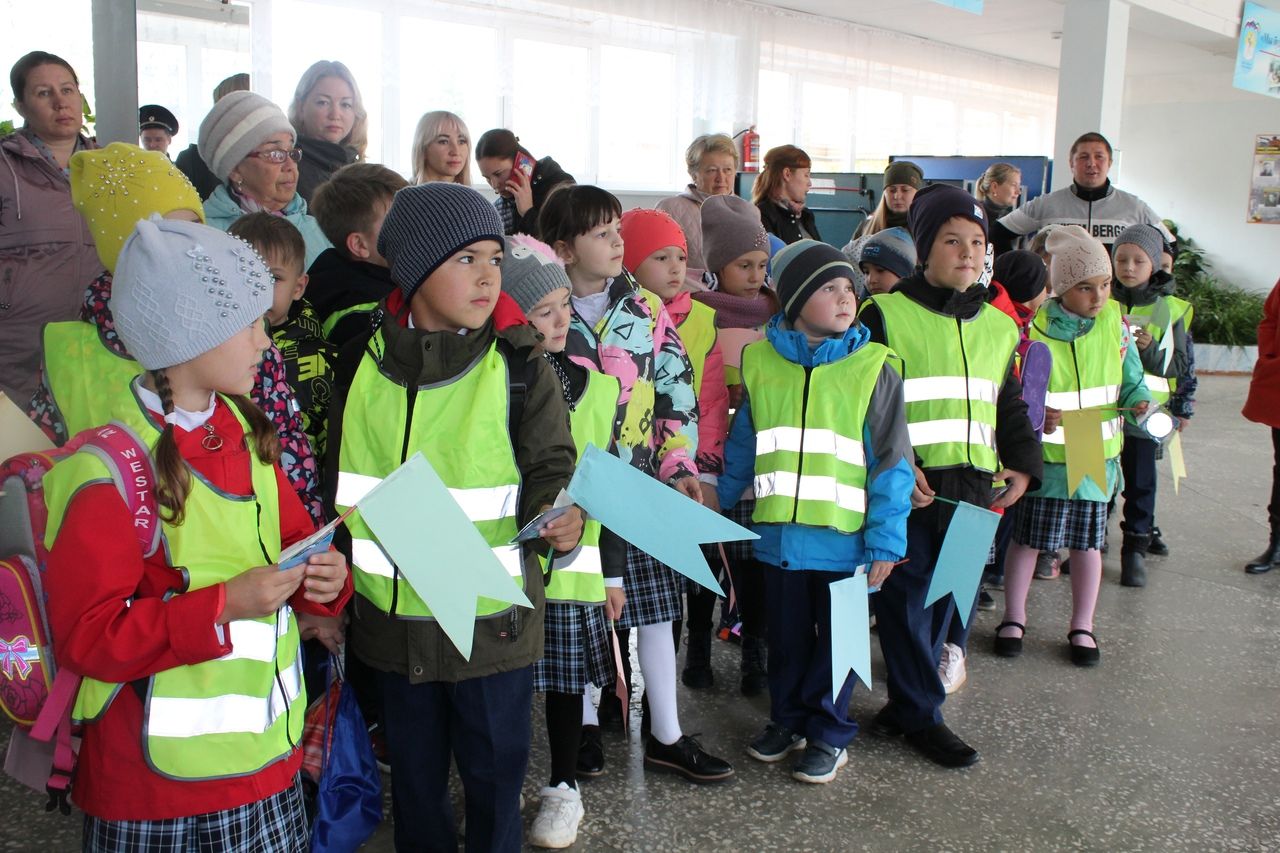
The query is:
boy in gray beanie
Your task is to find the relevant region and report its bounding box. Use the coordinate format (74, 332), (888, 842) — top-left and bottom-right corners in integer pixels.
(324, 176), (582, 853)
(859, 226), (917, 296)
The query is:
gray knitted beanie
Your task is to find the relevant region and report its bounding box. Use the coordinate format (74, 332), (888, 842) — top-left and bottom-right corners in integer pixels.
(113, 216), (273, 370)
(502, 234), (571, 314)
(378, 183), (505, 299)
(197, 91), (295, 183)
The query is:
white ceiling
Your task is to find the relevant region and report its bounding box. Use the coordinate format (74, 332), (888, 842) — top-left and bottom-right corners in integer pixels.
(769, 0), (1241, 78)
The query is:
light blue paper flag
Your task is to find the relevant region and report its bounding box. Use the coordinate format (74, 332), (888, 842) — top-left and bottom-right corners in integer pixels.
(566, 445), (757, 596)
(357, 452), (532, 661)
(830, 573), (873, 700)
(924, 501), (1001, 628)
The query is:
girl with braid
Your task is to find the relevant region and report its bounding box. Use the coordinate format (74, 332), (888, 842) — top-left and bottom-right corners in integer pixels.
(43, 217), (351, 850)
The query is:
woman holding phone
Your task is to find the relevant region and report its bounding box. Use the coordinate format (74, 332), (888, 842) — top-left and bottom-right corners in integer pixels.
(475, 128), (574, 240)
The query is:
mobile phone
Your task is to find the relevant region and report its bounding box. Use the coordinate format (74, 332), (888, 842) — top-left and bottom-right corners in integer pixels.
(513, 151), (536, 179)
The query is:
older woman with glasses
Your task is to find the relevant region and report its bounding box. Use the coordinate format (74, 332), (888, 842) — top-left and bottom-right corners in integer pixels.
(198, 91), (331, 268)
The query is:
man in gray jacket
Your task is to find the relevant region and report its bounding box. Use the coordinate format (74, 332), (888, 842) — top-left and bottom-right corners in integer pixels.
(990, 132), (1171, 254)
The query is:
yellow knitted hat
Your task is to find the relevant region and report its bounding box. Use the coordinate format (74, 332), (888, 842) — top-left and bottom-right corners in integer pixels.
(70, 142), (205, 273)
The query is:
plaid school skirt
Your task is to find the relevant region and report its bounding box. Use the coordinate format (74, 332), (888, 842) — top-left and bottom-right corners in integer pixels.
(617, 543), (683, 629)
(1012, 495), (1109, 552)
(82, 775), (308, 853)
(534, 601), (614, 694)
(683, 498), (757, 596)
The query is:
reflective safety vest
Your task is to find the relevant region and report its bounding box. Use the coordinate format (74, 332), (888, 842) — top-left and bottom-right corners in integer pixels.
(677, 301), (717, 398)
(547, 371), (620, 605)
(1124, 295), (1192, 404)
(43, 393), (304, 781)
(335, 332), (525, 618)
(320, 300), (379, 340)
(1031, 300), (1125, 463)
(741, 339), (890, 533)
(867, 291), (1019, 474)
(42, 321), (144, 435)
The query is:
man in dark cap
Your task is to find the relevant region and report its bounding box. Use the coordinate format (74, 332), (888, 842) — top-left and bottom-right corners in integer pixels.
(138, 104), (178, 156)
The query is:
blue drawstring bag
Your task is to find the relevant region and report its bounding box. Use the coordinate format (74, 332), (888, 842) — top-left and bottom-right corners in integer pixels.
(309, 656), (383, 852)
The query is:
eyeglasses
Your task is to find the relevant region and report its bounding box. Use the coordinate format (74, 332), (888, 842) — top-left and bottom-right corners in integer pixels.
(246, 147), (303, 165)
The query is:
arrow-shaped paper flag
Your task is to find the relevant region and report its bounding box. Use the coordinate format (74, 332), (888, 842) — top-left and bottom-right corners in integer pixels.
(924, 500), (1001, 628)
(830, 573), (873, 700)
(356, 453), (532, 661)
(566, 444), (757, 595)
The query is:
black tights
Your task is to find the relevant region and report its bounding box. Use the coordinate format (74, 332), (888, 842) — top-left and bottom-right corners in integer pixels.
(545, 691), (583, 788)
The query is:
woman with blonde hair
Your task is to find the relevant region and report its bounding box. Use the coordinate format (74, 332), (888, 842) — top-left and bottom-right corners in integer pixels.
(287, 59), (367, 201)
(656, 133), (739, 282)
(411, 110), (472, 185)
(975, 162), (1022, 224)
(751, 144), (819, 244)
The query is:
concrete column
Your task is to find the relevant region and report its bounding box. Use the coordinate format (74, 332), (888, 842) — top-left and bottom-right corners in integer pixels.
(91, 0), (139, 145)
(1051, 0), (1130, 189)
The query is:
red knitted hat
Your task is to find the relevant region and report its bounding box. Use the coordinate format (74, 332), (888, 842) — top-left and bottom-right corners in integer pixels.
(620, 208), (687, 273)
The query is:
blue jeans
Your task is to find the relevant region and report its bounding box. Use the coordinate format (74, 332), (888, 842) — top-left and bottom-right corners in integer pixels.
(763, 563), (859, 749)
(377, 666), (534, 853)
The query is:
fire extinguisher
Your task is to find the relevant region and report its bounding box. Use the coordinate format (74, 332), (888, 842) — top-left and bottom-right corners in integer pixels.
(739, 126), (760, 172)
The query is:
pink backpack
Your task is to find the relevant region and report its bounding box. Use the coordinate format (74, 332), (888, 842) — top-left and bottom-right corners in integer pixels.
(0, 421), (158, 814)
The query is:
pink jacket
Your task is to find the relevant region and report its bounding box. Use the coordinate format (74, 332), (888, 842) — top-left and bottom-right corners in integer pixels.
(665, 291), (728, 479)
(0, 132), (102, 401)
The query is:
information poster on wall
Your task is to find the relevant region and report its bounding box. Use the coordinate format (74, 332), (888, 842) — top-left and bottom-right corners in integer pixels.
(1248, 134), (1280, 224)
(1233, 2), (1280, 99)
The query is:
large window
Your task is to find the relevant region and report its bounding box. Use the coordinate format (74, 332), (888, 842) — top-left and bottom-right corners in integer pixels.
(2, 0), (1057, 189)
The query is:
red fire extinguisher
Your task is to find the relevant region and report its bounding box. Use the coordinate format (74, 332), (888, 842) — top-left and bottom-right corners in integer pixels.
(740, 126), (760, 172)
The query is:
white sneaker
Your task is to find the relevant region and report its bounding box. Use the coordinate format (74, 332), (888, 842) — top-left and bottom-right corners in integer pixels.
(938, 642), (967, 695)
(528, 782), (584, 849)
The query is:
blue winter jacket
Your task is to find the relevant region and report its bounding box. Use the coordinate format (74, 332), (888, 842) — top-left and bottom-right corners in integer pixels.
(718, 316), (915, 571)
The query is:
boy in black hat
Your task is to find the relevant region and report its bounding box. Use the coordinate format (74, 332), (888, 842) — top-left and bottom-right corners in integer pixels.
(858, 184), (1042, 768)
(138, 104), (178, 156)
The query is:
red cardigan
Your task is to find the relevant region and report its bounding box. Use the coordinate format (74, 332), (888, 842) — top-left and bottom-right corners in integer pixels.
(1243, 278), (1280, 429)
(45, 400), (352, 821)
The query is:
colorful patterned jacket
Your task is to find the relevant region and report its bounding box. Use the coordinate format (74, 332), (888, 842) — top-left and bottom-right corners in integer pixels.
(565, 271), (699, 483)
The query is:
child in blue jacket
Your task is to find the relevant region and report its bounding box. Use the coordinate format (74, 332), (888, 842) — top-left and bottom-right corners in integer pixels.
(718, 240), (914, 784)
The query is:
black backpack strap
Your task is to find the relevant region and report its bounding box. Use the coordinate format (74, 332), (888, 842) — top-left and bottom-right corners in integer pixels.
(495, 336), (537, 449)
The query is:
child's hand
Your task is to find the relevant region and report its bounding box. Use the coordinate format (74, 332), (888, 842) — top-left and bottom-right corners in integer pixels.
(1132, 401), (1150, 419)
(1176, 417), (1188, 433)
(220, 564), (305, 624)
(506, 169), (535, 216)
(302, 550), (349, 605)
(699, 481), (721, 513)
(298, 612), (346, 654)
(867, 560), (896, 589)
(604, 586), (626, 622)
(673, 476), (703, 504)
(991, 469), (1032, 510)
(541, 505), (584, 553)
(1043, 406), (1062, 435)
(911, 465), (935, 508)
(1133, 327), (1153, 350)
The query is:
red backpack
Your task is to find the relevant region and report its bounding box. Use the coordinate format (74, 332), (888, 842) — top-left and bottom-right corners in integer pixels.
(0, 421), (158, 814)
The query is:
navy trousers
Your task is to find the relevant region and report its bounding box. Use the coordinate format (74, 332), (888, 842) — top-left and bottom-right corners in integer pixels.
(764, 563), (859, 749)
(377, 665), (534, 853)
(1120, 436), (1159, 536)
(873, 505), (952, 733)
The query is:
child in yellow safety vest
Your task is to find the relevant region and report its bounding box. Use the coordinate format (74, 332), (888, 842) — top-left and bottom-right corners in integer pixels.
(44, 217), (352, 847)
(619, 208), (737, 692)
(503, 234), (626, 849)
(1111, 224), (1196, 585)
(996, 225), (1153, 668)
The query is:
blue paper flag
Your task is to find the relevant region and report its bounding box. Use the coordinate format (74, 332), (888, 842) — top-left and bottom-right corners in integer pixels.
(566, 445), (757, 596)
(357, 453), (532, 661)
(830, 573), (873, 699)
(924, 501), (1001, 628)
